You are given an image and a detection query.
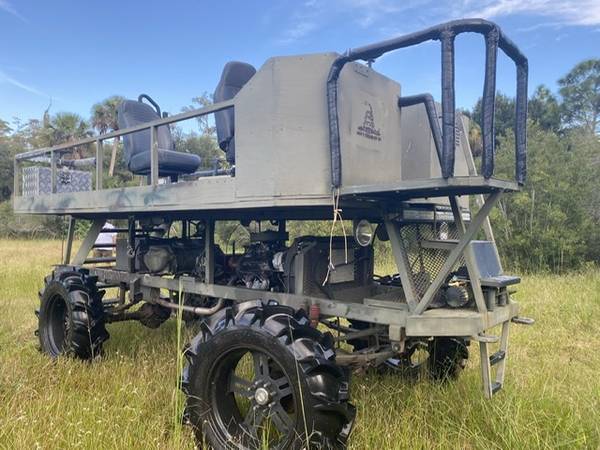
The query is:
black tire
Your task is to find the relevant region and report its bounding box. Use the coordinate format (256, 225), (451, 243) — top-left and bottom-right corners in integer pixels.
(428, 337), (469, 380)
(182, 301), (355, 449)
(38, 270), (109, 359)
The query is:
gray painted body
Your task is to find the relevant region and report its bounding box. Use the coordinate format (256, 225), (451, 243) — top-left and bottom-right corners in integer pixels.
(13, 53), (502, 218)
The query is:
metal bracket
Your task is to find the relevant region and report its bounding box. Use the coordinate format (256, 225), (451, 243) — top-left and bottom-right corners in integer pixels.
(449, 195), (488, 313)
(71, 219), (104, 265)
(63, 216), (76, 265)
(413, 191), (502, 315)
(385, 219), (418, 310)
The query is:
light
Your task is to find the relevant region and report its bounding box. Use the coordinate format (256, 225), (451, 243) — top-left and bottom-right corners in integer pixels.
(354, 219), (373, 247)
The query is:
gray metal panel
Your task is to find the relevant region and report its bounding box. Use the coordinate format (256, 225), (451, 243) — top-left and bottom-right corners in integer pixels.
(234, 53), (403, 198)
(235, 54), (337, 199)
(337, 62), (403, 187)
(399, 105), (470, 208)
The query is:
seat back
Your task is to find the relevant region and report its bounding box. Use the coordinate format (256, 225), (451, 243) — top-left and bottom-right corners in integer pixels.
(117, 99), (173, 169)
(214, 61), (256, 164)
(470, 240), (503, 278)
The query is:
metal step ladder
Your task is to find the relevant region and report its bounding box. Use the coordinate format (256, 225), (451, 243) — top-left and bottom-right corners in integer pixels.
(476, 321), (510, 398)
(477, 316), (533, 398)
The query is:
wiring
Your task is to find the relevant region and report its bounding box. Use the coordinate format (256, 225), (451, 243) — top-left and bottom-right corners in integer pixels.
(323, 188), (348, 286)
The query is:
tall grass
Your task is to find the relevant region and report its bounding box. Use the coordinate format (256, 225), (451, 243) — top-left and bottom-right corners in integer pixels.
(0, 240), (599, 449)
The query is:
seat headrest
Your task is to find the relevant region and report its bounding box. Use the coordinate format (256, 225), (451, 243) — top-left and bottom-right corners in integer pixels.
(117, 100), (160, 129)
(214, 61), (256, 165)
(216, 61), (257, 94)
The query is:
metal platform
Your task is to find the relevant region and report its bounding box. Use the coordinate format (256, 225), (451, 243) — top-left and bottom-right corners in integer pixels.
(13, 174), (519, 218)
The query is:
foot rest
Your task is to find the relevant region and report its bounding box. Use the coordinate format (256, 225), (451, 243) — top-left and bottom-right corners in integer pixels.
(489, 350), (506, 366)
(512, 316), (535, 325)
(480, 275), (521, 288)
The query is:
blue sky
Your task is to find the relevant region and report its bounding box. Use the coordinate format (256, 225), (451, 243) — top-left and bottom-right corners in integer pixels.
(1, 0), (599, 127)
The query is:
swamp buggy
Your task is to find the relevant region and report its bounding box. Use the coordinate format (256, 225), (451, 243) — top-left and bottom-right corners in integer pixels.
(13, 19), (533, 449)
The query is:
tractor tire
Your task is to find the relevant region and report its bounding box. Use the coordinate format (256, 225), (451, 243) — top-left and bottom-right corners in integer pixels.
(38, 270), (109, 359)
(182, 301), (355, 449)
(428, 337), (469, 380)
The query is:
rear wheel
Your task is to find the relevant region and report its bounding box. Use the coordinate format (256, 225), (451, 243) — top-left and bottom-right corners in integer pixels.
(38, 270), (109, 359)
(182, 302), (355, 449)
(428, 337), (469, 380)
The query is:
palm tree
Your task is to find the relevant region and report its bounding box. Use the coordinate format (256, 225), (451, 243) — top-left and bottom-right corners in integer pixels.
(45, 112), (92, 158)
(91, 96), (124, 176)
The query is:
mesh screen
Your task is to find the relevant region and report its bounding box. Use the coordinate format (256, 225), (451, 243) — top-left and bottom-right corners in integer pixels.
(399, 223), (464, 300)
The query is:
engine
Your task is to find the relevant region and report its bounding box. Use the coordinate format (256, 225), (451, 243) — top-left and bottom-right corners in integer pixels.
(227, 234), (374, 298)
(226, 232), (288, 291)
(117, 228), (374, 299)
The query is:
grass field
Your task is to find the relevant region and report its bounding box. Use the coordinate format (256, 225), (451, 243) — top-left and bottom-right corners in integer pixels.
(0, 240), (599, 449)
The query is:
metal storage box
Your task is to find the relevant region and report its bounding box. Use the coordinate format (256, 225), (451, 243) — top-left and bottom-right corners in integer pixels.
(22, 166), (92, 197)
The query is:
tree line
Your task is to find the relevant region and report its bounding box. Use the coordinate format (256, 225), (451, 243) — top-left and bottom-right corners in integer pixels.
(0, 60), (598, 272)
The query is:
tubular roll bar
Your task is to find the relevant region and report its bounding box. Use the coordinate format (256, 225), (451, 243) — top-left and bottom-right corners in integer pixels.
(327, 18), (528, 188)
(14, 100), (235, 194)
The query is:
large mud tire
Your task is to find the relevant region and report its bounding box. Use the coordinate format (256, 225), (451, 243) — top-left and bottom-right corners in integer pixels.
(182, 301), (355, 449)
(428, 337), (469, 380)
(38, 270), (109, 359)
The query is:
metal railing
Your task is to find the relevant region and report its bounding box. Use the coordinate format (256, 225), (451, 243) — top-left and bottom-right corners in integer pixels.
(13, 99), (235, 196)
(327, 18), (528, 188)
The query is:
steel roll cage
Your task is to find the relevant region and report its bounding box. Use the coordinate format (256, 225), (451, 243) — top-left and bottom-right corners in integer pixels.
(327, 18), (528, 188)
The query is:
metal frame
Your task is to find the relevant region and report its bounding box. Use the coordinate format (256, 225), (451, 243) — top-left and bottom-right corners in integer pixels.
(327, 18), (528, 188)
(62, 191), (514, 329)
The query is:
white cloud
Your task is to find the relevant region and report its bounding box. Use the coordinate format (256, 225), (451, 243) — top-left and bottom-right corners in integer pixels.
(275, 0), (600, 45)
(0, 0), (27, 22)
(463, 0), (600, 26)
(278, 20), (318, 44)
(0, 70), (48, 98)
(276, 0), (428, 44)
(276, 0), (323, 43)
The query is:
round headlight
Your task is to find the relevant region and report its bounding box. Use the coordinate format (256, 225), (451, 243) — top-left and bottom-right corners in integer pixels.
(354, 219), (373, 247)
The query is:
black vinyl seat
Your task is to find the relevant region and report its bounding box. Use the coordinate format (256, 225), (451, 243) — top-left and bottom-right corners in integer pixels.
(214, 61), (256, 165)
(117, 99), (201, 177)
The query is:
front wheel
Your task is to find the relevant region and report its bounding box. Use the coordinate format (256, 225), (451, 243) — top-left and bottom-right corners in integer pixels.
(182, 301), (355, 449)
(38, 270), (109, 359)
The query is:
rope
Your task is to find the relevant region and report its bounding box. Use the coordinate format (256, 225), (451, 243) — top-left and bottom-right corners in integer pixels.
(323, 188), (348, 286)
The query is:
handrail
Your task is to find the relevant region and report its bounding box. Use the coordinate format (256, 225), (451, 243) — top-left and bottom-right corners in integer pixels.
(327, 18), (528, 188)
(15, 99), (235, 161)
(14, 98), (235, 193)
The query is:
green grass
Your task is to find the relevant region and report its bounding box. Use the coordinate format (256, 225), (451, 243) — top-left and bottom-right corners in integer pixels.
(1, 240), (599, 449)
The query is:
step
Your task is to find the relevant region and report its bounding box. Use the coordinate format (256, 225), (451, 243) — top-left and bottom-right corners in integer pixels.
(472, 333), (500, 343)
(491, 382), (502, 394)
(480, 275), (521, 288)
(489, 350), (506, 366)
(512, 316), (535, 325)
